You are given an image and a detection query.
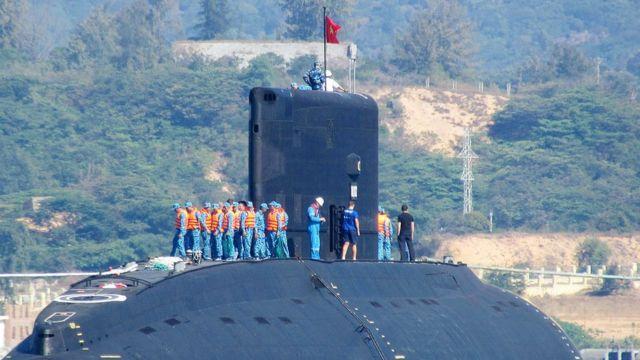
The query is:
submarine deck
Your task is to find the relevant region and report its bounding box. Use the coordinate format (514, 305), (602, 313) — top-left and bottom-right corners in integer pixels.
(6, 259), (580, 360)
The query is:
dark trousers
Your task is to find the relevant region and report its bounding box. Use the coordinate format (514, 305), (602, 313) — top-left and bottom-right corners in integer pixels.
(398, 235), (415, 262)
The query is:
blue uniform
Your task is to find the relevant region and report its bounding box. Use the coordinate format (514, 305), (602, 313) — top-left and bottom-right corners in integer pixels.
(222, 211), (235, 260)
(213, 211), (224, 260)
(274, 210), (290, 258)
(184, 209), (201, 254)
(341, 208), (359, 244)
(307, 204), (322, 260)
(254, 211), (268, 259)
(377, 215), (393, 261)
(199, 209), (212, 260)
(171, 211), (187, 257)
(240, 211), (253, 260)
(305, 65), (325, 90)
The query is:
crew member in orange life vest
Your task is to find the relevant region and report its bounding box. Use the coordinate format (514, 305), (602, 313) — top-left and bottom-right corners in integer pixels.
(377, 206), (393, 261)
(240, 201), (256, 259)
(232, 201), (241, 260)
(184, 202), (201, 256)
(199, 202), (213, 260)
(265, 201), (279, 257)
(171, 203), (186, 257)
(221, 202), (235, 260)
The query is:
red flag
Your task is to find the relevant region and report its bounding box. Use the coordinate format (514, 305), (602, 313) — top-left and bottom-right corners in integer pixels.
(325, 16), (341, 44)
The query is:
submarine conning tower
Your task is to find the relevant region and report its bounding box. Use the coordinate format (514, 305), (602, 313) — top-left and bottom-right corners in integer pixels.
(249, 87), (379, 260)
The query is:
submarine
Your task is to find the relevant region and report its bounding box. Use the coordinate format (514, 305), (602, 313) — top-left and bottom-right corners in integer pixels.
(4, 88), (581, 359)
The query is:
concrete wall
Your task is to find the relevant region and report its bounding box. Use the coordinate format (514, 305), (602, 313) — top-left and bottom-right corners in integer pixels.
(475, 263), (640, 297)
(172, 40), (353, 69)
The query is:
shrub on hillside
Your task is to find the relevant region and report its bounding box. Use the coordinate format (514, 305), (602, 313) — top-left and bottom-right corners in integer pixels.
(557, 320), (605, 350)
(577, 237), (610, 271)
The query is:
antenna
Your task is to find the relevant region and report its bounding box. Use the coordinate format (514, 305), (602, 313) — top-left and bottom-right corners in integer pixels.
(595, 57), (603, 85)
(457, 127), (478, 214)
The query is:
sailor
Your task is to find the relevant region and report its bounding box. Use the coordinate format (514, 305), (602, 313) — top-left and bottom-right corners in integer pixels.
(254, 203), (269, 259)
(199, 203), (212, 260)
(239, 201), (255, 260)
(232, 201), (241, 259)
(221, 202), (235, 260)
(340, 200), (360, 260)
(274, 202), (290, 258)
(397, 204), (415, 262)
(265, 201), (279, 257)
(184, 202), (201, 258)
(324, 70), (346, 92)
(377, 207), (393, 261)
(307, 197), (326, 260)
(304, 62), (325, 90)
(209, 203), (223, 261)
(170, 203), (187, 257)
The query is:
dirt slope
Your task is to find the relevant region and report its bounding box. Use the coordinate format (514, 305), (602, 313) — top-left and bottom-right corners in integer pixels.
(370, 86), (508, 154)
(531, 291), (640, 340)
(435, 232), (640, 269)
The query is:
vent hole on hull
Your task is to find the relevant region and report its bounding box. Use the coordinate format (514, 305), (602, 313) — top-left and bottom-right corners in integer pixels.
(491, 306), (503, 312)
(406, 299), (417, 305)
(254, 317), (270, 325)
(139, 326), (156, 335)
(390, 301), (401, 308)
(220, 317), (235, 324)
(370, 301), (383, 308)
(278, 317), (292, 324)
(165, 318), (181, 326)
(291, 298), (304, 305)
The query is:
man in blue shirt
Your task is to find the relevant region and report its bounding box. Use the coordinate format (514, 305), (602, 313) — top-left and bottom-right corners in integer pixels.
(340, 200), (360, 260)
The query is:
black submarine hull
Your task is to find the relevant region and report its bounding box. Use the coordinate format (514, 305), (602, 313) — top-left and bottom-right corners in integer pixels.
(6, 260), (579, 359)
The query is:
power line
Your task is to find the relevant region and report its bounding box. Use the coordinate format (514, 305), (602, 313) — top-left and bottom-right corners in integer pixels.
(457, 127), (478, 214)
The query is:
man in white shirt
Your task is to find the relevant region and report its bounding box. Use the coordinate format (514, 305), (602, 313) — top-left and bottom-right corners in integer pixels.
(324, 70), (346, 92)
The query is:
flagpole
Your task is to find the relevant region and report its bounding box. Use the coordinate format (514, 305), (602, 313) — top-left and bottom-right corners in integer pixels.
(323, 6), (327, 91)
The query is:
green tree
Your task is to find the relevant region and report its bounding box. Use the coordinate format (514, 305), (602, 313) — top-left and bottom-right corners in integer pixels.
(576, 237), (610, 271)
(114, 0), (170, 70)
(51, 6), (117, 69)
(195, 0), (229, 40)
(626, 51), (640, 77)
(0, 0), (26, 49)
(394, 0), (473, 78)
(279, 0), (352, 40)
(548, 43), (590, 79)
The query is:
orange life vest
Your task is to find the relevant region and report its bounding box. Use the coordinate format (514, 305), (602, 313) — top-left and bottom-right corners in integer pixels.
(377, 214), (390, 236)
(221, 211), (230, 231)
(266, 211), (278, 231)
(186, 208), (199, 230)
(200, 209), (211, 231)
(175, 209), (186, 229)
(278, 208), (288, 231)
(245, 211), (255, 229)
(208, 209), (220, 230)
(233, 210), (240, 230)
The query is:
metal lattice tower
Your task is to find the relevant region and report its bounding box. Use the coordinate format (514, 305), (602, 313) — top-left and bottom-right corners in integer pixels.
(457, 127), (479, 214)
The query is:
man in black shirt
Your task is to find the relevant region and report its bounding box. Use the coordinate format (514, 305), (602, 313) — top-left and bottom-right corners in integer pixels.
(397, 204), (415, 262)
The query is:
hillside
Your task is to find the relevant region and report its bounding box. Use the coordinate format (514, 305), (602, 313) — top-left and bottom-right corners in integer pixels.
(371, 86), (507, 154)
(434, 232), (640, 269)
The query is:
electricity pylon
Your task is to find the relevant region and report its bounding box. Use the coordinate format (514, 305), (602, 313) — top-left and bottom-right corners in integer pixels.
(457, 127), (478, 214)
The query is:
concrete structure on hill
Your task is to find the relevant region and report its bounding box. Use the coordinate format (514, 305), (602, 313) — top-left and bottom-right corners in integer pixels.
(172, 40), (353, 69)
(0, 279), (71, 355)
